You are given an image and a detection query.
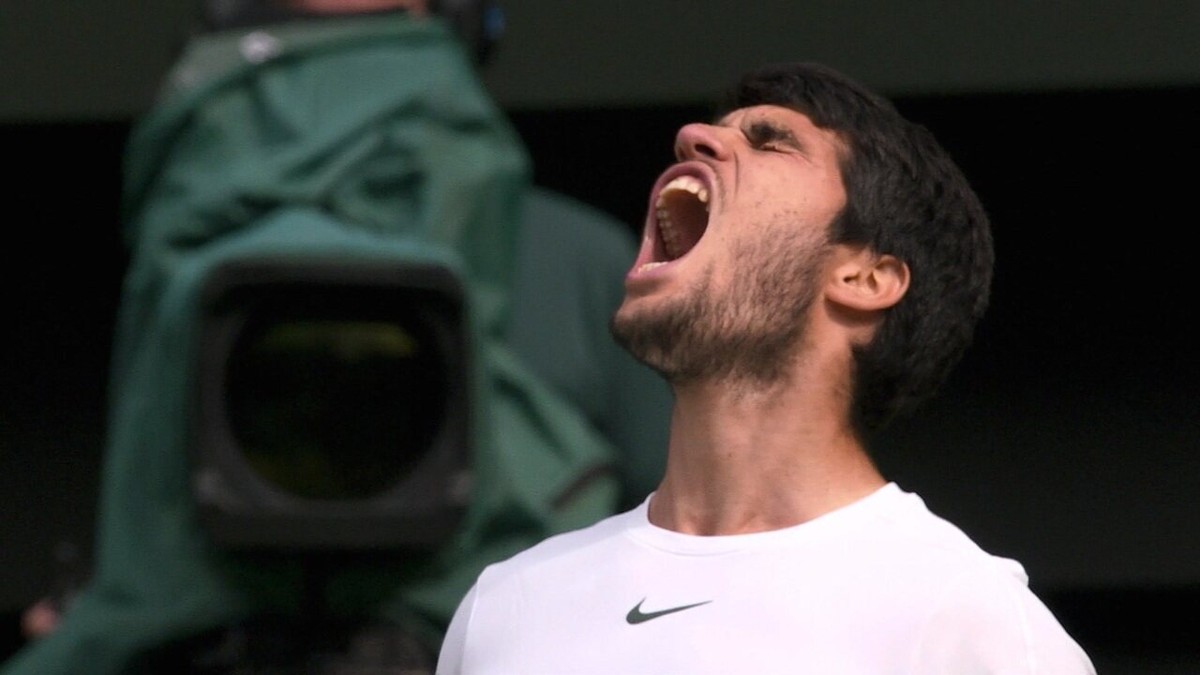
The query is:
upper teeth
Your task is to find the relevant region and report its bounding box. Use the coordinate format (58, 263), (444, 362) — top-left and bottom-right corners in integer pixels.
(657, 176), (710, 208)
(654, 176), (710, 259)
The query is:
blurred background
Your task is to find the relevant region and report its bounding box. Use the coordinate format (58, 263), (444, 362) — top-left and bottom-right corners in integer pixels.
(1, 1), (1197, 672)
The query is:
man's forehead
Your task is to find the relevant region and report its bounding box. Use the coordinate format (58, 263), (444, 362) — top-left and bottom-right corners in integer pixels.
(714, 104), (812, 127)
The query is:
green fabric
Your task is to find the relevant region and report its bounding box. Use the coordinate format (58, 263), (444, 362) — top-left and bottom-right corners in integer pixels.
(3, 14), (618, 675)
(507, 188), (672, 507)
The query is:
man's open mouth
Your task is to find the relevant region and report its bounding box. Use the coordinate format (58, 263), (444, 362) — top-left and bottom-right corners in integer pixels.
(644, 174), (711, 269)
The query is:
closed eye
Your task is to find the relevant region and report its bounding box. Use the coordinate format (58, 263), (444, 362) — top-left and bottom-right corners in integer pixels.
(745, 121), (800, 152)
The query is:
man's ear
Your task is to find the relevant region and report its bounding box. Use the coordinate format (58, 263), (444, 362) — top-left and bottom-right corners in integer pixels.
(825, 248), (909, 312)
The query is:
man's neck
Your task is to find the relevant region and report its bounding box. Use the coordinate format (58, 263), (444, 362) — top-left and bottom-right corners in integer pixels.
(648, 372), (885, 536)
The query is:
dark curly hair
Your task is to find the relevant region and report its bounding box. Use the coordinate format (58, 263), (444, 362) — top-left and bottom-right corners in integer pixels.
(716, 62), (994, 436)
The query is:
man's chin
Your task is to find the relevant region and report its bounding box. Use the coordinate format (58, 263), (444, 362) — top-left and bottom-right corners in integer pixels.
(610, 298), (653, 343)
(608, 305), (645, 358)
(610, 306), (680, 378)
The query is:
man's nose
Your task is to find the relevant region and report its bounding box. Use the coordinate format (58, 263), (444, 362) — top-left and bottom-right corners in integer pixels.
(674, 123), (731, 162)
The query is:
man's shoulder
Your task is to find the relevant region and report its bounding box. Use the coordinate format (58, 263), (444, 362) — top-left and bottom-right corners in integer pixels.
(477, 507), (637, 587)
(857, 485), (1029, 585)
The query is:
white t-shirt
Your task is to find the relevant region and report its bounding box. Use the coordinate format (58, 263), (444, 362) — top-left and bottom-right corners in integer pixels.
(437, 483), (1096, 674)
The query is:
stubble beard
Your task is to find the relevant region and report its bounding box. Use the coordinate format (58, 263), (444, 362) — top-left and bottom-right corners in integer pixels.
(611, 224), (829, 389)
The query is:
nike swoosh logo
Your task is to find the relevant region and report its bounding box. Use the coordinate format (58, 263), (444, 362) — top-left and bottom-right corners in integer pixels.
(625, 597), (712, 624)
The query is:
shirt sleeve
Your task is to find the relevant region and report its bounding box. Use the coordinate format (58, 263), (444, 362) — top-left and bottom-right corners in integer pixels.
(435, 582), (478, 675)
(910, 563), (1097, 674)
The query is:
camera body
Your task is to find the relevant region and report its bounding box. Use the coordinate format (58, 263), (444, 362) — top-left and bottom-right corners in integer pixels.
(191, 251), (474, 553)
